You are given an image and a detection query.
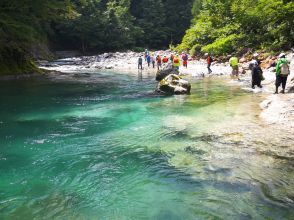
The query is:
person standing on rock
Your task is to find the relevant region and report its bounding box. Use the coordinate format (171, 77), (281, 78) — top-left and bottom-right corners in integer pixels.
(156, 55), (162, 70)
(173, 54), (181, 70)
(275, 53), (290, 94)
(229, 55), (239, 79)
(182, 52), (188, 68)
(251, 60), (263, 89)
(206, 53), (213, 74)
(138, 55), (143, 70)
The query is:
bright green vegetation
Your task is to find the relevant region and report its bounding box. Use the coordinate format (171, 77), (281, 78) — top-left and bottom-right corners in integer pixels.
(0, 72), (293, 219)
(0, 0), (193, 74)
(177, 0), (294, 55)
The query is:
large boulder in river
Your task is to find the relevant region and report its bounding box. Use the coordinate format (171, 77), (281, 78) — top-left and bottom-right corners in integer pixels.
(157, 74), (191, 95)
(156, 63), (179, 81)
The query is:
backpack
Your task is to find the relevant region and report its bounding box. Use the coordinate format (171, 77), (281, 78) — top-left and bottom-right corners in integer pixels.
(210, 56), (213, 63)
(182, 54), (188, 61)
(157, 56), (161, 63)
(257, 67), (264, 80)
(280, 62), (290, 76)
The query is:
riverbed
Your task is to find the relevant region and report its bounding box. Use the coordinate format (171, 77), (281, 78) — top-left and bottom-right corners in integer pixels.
(0, 70), (293, 219)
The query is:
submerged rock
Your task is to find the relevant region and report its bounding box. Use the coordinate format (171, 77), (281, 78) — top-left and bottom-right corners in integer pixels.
(156, 63), (179, 81)
(157, 74), (191, 95)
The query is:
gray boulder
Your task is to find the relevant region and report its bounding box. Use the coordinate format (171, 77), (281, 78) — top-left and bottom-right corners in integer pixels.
(157, 74), (191, 95)
(156, 63), (179, 81)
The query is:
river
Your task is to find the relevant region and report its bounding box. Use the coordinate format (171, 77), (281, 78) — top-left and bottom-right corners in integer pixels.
(0, 70), (293, 219)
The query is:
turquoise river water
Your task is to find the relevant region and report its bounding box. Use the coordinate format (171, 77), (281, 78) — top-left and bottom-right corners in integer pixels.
(0, 71), (293, 219)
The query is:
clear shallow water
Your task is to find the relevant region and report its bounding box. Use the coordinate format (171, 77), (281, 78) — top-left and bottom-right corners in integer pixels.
(0, 71), (293, 219)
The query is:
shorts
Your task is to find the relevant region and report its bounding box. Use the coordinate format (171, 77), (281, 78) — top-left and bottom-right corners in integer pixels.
(275, 75), (288, 87)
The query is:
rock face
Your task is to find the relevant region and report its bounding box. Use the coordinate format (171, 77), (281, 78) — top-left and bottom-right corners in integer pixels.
(156, 63), (179, 81)
(157, 74), (191, 95)
(287, 76), (294, 93)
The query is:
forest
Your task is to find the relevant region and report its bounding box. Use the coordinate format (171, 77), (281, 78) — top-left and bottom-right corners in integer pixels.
(0, 0), (293, 74)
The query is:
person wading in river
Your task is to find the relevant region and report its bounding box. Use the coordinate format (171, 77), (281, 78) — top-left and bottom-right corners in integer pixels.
(138, 55), (143, 70)
(182, 52), (188, 68)
(229, 55), (239, 79)
(206, 53), (213, 74)
(275, 53), (290, 94)
(251, 60), (263, 89)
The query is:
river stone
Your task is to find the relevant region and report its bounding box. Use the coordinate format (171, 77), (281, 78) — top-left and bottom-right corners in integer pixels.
(156, 63), (179, 81)
(157, 74), (191, 95)
(105, 65), (114, 69)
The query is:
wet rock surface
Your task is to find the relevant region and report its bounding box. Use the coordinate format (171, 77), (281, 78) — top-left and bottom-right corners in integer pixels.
(156, 74), (191, 95)
(156, 63), (179, 81)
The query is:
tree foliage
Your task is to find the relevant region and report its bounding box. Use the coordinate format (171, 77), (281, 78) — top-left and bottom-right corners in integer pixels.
(0, 0), (194, 75)
(177, 0), (294, 55)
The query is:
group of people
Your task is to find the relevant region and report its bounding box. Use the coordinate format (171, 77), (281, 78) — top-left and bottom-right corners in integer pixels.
(208, 52), (290, 94)
(139, 50), (291, 94)
(138, 49), (189, 71)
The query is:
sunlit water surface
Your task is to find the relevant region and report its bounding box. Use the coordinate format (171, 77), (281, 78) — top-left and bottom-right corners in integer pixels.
(0, 71), (293, 219)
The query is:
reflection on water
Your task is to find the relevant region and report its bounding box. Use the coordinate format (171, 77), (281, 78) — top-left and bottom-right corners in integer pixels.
(0, 71), (293, 219)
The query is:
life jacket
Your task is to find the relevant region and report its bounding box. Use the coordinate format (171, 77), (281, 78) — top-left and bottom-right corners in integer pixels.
(162, 57), (168, 63)
(173, 57), (179, 64)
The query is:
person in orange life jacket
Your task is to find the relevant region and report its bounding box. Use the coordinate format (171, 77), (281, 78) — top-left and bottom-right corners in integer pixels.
(156, 55), (162, 70)
(162, 55), (169, 64)
(173, 54), (181, 70)
(181, 52), (188, 68)
(206, 53), (212, 74)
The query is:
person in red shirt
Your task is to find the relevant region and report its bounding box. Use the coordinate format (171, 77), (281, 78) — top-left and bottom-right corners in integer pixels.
(162, 55), (169, 64)
(206, 53), (213, 74)
(156, 55), (162, 70)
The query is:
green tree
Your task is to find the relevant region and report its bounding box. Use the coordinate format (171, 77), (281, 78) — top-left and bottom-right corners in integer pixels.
(177, 0), (294, 55)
